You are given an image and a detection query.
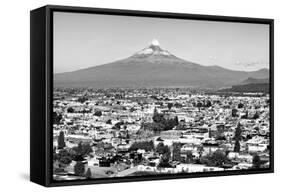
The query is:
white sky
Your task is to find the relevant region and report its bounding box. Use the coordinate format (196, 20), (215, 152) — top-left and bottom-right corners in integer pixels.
(54, 12), (270, 73)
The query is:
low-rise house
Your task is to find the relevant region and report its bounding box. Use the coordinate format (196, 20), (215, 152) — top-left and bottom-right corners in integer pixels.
(246, 136), (268, 152)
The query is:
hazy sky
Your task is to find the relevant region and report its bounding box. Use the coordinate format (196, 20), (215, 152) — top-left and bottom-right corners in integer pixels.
(54, 12), (270, 73)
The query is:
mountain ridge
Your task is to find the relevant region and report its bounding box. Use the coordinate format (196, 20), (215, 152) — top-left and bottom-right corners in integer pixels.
(54, 39), (269, 89)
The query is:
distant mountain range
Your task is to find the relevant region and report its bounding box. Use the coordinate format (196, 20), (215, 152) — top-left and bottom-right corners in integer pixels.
(240, 77), (269, 85)
(217, 77), (269, 93)
(54, 39), (269, 89)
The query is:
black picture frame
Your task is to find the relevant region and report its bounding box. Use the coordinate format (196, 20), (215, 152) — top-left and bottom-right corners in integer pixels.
(30, 5), (274, 187)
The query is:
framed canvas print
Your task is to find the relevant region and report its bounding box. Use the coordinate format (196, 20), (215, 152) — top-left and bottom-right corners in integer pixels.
(30, 5), (274, 187)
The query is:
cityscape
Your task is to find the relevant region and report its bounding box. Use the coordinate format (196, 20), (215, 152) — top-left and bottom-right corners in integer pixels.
(53, 86), (270, 180)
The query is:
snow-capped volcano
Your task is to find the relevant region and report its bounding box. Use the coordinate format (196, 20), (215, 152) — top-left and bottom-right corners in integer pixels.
(55, 39), (269, 88)
(134, 39), (172, 57)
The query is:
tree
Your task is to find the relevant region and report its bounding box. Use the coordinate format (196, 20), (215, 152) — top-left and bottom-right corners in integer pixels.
(141, 122), (165, 133)
(130, 107), (136, 112)
(126, 130), (130, 139)
(85, 168), (92, 178)
(130, 152), (143, 165)
(205, 100), (212, 107)
(164, 118), (178, 131)
(152, 108), (166, 124)
(94, 111), (102, 117)
(210, 150), (229, 166)
(232, 108), (238, 117)
(77, 96), (87, 103)
(252, 154), (261, 169)
(136, 128), (155, 139)
(174, 102), (182, 108)
(172, 143), (181, 161)
(253, 112), (260, 119)
(167, 103), (173, 110)
(156, 143), (170, 157)
(175, 123), (186, 130)
(76, 142), (83, 155)
(54, 149), (72, 166)
(233, 123), (242, 153)
(158, 156), (172, 168)
(208, 128), (212, 138)
(184, 151), (194, 163)
(173, 116), (179, 126)
(200, 150), (229, 167)
(234, 123), (242, 141)
(158, 143), (172, 168)
(238, 103), (244, 109)
(57, 131), (65, 149)
(234, 140), (240, 152)
(106, 119), (112, 124)
(199, 155), (212, 166)
(216, 124), (225, 138)
(53, 112), (62, 125)
(81, 143), (93, 156)
(72, 142), (93, 157)
(197, 146), (204, 158)
(266, 99), (270, 105)
(156, 142), (165, 154)
(67, 107), (74, 113)
(152, 108), (179, 131)
(74, 161), (85, 176)
(197, 102), (203, 111)
(129, 140), (154, 151)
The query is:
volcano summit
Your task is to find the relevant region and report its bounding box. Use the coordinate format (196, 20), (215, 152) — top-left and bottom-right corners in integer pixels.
(54, 39), (269, 88)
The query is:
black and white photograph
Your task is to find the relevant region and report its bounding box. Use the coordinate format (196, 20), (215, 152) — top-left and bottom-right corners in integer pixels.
(52, 11), (271, 181)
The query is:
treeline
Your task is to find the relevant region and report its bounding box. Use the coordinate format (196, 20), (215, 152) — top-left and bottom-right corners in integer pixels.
(218, 83), (269, 93)
(129, 140), (154, 151)
(141, 108), (179, 133)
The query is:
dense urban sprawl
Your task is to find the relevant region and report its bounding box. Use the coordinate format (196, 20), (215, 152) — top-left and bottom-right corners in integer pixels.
(53, 88), (270, 180)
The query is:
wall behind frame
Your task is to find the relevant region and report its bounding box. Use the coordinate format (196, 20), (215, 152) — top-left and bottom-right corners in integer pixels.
(0, 0), (280, 191)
